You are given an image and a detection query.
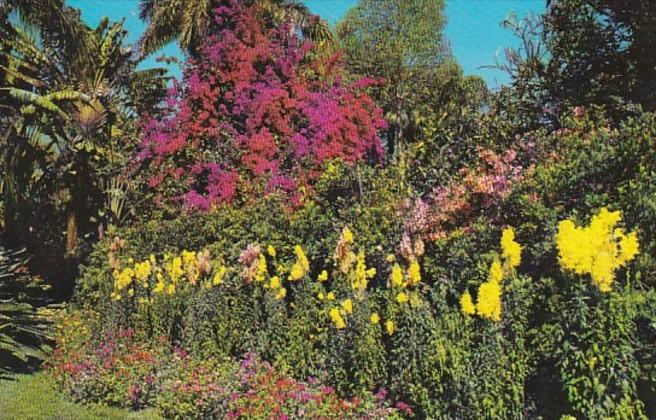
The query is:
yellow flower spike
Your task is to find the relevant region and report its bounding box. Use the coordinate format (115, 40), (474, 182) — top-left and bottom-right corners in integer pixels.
(295, 245), (310, 271)
(213, 266), (227, 286)
(618, 232), (639, 266)
(370, 313), (380, 324)
(459, 290), (476, 316)
(289, 263), (304, 281)
(366, 267), (376, 278)
(269, 276), (281, 289)
(153, 281), (165, 294)
(127, 288), (134, 297)
(556, 207), (640, 292)
(341, 299), (353, 314)
(385, 254), (396, 263)
(385, 320), (395, 335)
(396, 291), (409, 304)
(134, 260), (152, 282)
(327, 291), (335, 301)
(500, 227), (522, 269)
(267, 245), (277, 257)
(390, 264), (404, 287)
(407, 259), (421, 286)
(342, 227), (354, 244)
(255, 254), (267, 282)
(275, 287), (287, 300)
(149, 254), (156, 264)
(329, 308), (346, 329)
(317, 270), (329, 282)
(318, 292), (325, 301)
(488, 259), (504, 284)
(167, 257), (184, 282)
(477, 280), (502, 321)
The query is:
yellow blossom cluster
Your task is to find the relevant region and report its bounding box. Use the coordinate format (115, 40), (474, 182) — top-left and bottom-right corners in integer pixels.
(556, 207), (639, 292)
(460, 227), (522, 321)
(111, 250), (226, 301)
(350, 250), (376, 292)
(388, 257), (422, 308)
(289, 245), (310, 281)
(329, 298), (354, 329)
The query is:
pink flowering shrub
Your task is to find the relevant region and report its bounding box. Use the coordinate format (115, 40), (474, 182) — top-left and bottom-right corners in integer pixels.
(49, 321), (403, 418)
(49, 328), (167, 409)
(404, 147), (524, 240)
(139, 0), (386, 210)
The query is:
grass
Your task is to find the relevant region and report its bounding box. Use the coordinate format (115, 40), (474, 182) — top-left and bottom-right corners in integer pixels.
(0, 371), (162, 420)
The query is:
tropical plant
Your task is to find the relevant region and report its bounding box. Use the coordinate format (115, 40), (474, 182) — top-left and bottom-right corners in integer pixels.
(0, 246), (51, 370)
(0, 3), (167, 283)
(138, 0), (333, 58)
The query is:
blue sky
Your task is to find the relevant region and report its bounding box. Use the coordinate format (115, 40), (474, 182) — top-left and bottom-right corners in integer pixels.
(67, 0), (545, 88)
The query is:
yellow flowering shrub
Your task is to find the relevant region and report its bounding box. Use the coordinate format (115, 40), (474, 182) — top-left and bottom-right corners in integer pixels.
(476, 279), (502, 321)
(460, 227), (523, 321)
(407, 259), (421, 286)
(500, 227), (522, 269)
(329, 307), (346, 329)
(390, 264), (404, 287)
(556, 207), (639, 292)
(289, 245), (310, 281)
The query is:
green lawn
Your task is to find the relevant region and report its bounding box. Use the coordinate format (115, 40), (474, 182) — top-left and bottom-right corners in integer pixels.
(0, 372), (162, 420)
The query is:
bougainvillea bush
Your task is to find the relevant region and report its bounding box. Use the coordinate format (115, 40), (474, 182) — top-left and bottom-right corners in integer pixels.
(138, 0), (385, 210)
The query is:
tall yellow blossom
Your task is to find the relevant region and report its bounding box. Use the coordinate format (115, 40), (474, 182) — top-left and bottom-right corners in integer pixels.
(330, 308), (346, 329)
(390, 264), (404, 287)
(488, 259), (504, 284)
(212, 266), (227, 286)
(407, 259), (421, 286)
(477, 279), (502, 321)
(342, 227), (354, 244)
(166, 257), (184, 282)
(275, 287), (287, 300)
(556, 207), (639, 292)
(385, 320), (395, 335)
(396, 291), (409, 304)
(500, 227), (522, 269)
(267, 245), (277, 257)
(317, 270), (329, 282)
(351, 250), (374, 292)
(269, 276), (281, 289)
(289, 245), (310, 281)
(341, 299), (353, 314)
(134, 260), (152, 283)
(254, 254), (267, 282)
(370, 313), (380, 324)
(459, 290), (476, 316)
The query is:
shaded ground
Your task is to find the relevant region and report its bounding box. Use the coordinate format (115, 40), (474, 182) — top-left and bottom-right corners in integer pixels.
(0, 372), (162, 420)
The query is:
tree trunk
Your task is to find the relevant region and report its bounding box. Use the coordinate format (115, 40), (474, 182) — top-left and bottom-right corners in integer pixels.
(65, 207), (78, 256)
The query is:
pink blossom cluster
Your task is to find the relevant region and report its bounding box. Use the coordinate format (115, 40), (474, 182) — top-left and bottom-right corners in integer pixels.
(139, 0), (386, 211)
(405, 147), (524, 240)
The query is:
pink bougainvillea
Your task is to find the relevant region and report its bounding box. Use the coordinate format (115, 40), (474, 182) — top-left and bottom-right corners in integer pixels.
(139, 0), (386, 210)
(404, 147), (524, 240)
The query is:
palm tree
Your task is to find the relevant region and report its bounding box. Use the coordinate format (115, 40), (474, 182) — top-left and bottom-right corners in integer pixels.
(1, 3), (168, 259)
(137, 0), (333, 58)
